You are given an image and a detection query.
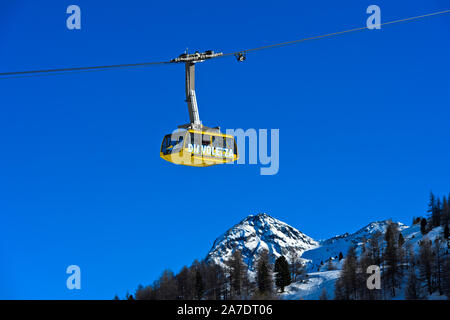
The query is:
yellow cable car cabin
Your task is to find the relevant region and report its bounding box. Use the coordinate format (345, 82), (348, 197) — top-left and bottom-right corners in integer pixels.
(160, 129), (238, 167)
(160, 50), (239, 167)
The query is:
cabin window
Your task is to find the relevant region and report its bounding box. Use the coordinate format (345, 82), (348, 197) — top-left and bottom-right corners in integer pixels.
(161, 134), (184, 155)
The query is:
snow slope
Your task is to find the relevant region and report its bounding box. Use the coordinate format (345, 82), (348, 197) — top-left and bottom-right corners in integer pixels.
(283, 271), (341, 300)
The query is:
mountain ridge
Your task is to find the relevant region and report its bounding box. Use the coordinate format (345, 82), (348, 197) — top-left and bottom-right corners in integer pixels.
(206, 213), (408, 275)
(205, 212), (435, 300)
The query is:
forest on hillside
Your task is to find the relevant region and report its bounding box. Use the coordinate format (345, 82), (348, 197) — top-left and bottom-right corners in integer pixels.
(117, 192), (450, 300)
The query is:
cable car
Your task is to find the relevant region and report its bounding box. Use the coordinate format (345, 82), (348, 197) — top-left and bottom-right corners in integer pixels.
(160, 129), (238, 167)
(160, 51), (239, 167)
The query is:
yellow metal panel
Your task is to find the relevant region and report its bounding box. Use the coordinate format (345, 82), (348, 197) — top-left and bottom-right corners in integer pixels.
(160, 129), (238, 167)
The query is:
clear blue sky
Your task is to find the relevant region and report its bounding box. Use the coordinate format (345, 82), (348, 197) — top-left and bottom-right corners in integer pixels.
(1, 0), (449, 299)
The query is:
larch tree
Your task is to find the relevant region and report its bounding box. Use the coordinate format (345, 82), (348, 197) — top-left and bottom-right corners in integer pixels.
(420, 218), (428, 235)
(288, 248), (305, 282)
(383, 222), (402, 297)
(255, 249), (273, 298)
(433, 239), (445, 295)
(405, 268), (423, 300)
(334, 246), (358, 300)
(225, 250), (247, 299)
(194, 269), (204, 300)
(418, 238), (435, 295)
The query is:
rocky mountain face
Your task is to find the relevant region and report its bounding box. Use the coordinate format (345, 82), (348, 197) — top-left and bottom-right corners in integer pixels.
(206, 213), (406, 271)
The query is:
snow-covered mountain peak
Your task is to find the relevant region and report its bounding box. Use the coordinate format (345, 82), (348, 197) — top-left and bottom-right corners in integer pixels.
(206, 213), (318, 270)
(322, 220), (408, 246)
(354, 220), (408, 236)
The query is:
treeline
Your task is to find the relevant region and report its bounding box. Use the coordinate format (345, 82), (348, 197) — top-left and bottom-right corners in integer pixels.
(334, 192), (450, 300)
(420, 192), (450, 236)
(125, 248), (306, 300)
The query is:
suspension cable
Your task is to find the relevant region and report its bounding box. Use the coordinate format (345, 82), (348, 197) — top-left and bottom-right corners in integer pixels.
(1, 8), (449, 79)
(221, 9), (450, 57)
